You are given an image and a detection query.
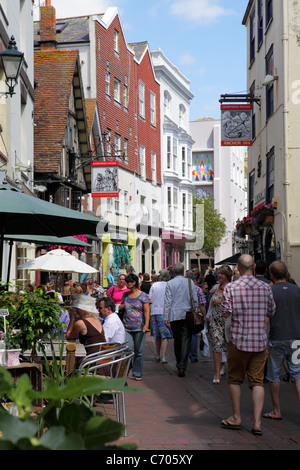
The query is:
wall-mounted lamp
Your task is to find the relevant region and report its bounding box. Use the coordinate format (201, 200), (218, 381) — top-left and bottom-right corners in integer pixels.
(0, 36), (24, 97)
(262, 74), (278, 86)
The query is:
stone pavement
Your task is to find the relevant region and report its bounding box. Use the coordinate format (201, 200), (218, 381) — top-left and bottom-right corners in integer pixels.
(97, 335), (300, 451)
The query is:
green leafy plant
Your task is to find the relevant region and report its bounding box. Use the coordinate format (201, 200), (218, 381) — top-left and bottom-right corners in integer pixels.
(0, 363), (137, 450)
(0, 284), (64, 359)
(0, 328), (22, 350)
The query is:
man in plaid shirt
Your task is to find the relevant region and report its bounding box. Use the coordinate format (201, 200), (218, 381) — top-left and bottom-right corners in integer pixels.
(221, 254), (276, 435)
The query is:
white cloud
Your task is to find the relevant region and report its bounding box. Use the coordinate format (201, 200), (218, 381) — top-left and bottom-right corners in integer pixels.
(33, 0), (117, 20)
(179, 53), (196, 66)
(170, 0), (235, 25)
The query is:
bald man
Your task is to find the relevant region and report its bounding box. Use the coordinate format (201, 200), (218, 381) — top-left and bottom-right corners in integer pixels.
(221, 254), (276, 436)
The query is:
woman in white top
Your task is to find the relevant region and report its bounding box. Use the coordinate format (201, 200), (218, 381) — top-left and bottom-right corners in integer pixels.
(148, 269), (173, 363)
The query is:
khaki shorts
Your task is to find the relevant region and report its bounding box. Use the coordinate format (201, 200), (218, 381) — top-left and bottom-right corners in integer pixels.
(227, 341), (267, 388)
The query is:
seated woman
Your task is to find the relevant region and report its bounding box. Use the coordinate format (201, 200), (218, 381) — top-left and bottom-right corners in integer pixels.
(66, 294), (106, 356)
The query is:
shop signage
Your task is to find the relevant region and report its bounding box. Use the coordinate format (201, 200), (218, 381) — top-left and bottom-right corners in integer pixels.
(91, 161), (119, 197)
(221, 104), (253, 146)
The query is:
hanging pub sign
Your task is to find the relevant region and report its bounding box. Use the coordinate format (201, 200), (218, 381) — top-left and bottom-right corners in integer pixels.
(91, 161), (119, 198)
(221, 103), (253, 146)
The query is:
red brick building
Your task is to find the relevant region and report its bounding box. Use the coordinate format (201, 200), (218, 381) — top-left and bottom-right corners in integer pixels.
(34, 4), (162, 277)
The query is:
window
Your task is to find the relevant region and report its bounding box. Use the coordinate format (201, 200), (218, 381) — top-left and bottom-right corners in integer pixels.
(182, 193), (186, 228)
(173, 137), (178, 172)
(123, 83), (128, 109)
(265, 0), (273, 29)
(167, 136), (171, 169)
(266, 148), (274, 204)
(266, 45), (274, 120)
(150, 92), (156, 127)
(114, 78), (121, 103)
(167, 187), (172, 223)
(139, 81), (145, 119)
(115, 190), (120, 212)
(140, 145), (145, 179)
(250, 8), (255, 64)
(187, 148), (192, 180)
(114, 133), (121, 157)
(182, 147), (186, 178)
(107, 197), (112, 210)
(151, 152), (156, 184)
(124, 190), (129, 214)
(173, 187), (178, 223)
(257, 0), (263, 48)
(188, 194), (192, 229)
(106, 129), (111, 155)
(105, 68), (110, 96)
(124, 138), (128, 162)
(114, 29), (119, 54)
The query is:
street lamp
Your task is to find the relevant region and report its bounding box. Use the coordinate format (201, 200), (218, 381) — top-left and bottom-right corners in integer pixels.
(0, 36), (24, 97)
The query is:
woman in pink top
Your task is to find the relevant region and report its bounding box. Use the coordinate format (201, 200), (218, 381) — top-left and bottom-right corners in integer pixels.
(107, 274), (130, 306)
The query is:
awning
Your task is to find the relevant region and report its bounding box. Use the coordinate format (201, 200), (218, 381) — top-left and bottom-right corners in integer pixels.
(215, 253), (241, 266)
(4, 234), (92, 247)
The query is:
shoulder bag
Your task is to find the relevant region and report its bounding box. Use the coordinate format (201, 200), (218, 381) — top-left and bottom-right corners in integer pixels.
(186, 278), (205, 334)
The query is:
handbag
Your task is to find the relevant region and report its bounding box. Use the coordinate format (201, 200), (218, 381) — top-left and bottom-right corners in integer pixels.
(186, 278), (205, 334)
(118, 291), (129, 321)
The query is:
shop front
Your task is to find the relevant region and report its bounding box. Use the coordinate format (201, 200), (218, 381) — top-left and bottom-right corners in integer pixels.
(102, 229), (135, 288)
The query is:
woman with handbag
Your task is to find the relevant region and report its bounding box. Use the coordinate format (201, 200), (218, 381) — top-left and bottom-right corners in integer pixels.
(207, 265), (233, 384)
(120, 273), (150, 381)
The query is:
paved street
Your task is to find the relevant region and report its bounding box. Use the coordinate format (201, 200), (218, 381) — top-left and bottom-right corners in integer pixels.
(99, 335), (300, 451)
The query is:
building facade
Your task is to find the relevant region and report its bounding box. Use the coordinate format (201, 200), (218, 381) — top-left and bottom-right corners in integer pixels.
(151, 49), (194, 270)
(0, 0), (35, 284)
(243, 0), (300, 282)
(190, 118), (246, 266)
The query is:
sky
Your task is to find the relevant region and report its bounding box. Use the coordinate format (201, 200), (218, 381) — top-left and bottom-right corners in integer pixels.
(33, 0), (249, 121)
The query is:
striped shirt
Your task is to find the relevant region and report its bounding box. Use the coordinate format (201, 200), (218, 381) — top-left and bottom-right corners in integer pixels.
(221, 275), (276, 352)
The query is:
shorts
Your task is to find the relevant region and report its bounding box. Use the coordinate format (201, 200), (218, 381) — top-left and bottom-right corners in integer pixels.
(266, 339), (300, 382)
(227, 341), (267, 388)
(150, 315), (173, 339)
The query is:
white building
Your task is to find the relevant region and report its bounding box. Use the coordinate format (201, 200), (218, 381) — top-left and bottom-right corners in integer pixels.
(151, 49), (194, 270)
(242, 0), (300, 282)
(0, 0), (35, 284)
(189, 118), (246, 265)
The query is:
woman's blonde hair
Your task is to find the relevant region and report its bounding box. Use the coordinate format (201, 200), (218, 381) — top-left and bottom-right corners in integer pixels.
(218, 265), (233, 282)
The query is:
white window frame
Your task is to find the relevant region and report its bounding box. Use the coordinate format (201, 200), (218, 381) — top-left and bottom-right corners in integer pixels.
(150, 91), (156, 127)
(167, 187), (172, 224)
(114, 29), (119, 54)
(114, 133), (121, 157)
(182, 147), (186, 178)
(151, 152), (157, 185)
(114, 77), (121, 103)
(124, 138), (128, 162)
(167, 136), (172, 170)
(173, 137), (178, 172)
(182, 193), (187, 228)
(124, 190), (129, 215)
(139, 81), (145, 119)
(173, 187), (178, 223)
(106, 129), (112, 155)
(105, 69), (110, 96)
(140, 145), (146, 179)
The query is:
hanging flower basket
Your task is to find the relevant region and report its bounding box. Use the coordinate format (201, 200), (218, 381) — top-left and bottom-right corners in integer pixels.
(251, 203), (274, 227)
(236, 216), (253, 237)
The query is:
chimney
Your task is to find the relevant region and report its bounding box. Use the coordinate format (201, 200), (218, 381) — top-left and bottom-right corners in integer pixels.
(39, 0), (57, 50)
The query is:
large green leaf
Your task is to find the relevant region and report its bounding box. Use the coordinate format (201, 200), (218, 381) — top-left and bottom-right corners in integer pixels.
(38, 426), (86, 450)
(0, 413), (37, 444)
(82, 416), (124, 449)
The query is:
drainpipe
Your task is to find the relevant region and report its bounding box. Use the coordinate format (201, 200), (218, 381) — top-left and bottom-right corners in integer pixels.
(282, 0), (291, 271)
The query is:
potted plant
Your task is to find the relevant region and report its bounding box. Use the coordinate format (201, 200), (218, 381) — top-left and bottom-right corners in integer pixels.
(250, 203), (274, 226)
(0, 328), (22, 366)
(0, 284), (66, 362)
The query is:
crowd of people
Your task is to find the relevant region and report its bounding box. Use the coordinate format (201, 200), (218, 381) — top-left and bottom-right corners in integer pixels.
(32, 257), (300, 436)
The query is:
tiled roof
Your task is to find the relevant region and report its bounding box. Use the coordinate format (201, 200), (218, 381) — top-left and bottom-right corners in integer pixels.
(85, 98), (97, 134)
(34, 49), (79, 172)
(129, 41), (148, 62)
(34, 15), (104, 46)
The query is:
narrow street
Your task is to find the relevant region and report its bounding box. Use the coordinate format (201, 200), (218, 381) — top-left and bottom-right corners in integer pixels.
(99, 335), (300, 451)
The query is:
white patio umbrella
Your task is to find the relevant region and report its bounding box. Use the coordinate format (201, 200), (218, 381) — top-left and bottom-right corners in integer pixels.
(18, 248), (98, 274)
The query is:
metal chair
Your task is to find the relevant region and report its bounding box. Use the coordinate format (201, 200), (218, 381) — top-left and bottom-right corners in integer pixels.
(80, 342), (128, 368)
(79, 349), (134, 436)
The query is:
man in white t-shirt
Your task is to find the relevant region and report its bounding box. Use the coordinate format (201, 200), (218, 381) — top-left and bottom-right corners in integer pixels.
(98, 296), (126, 344)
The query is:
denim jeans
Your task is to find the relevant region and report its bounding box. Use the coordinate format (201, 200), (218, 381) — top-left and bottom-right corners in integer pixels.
(170, 319), (192, 370)
(125, 330), (146, 378)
